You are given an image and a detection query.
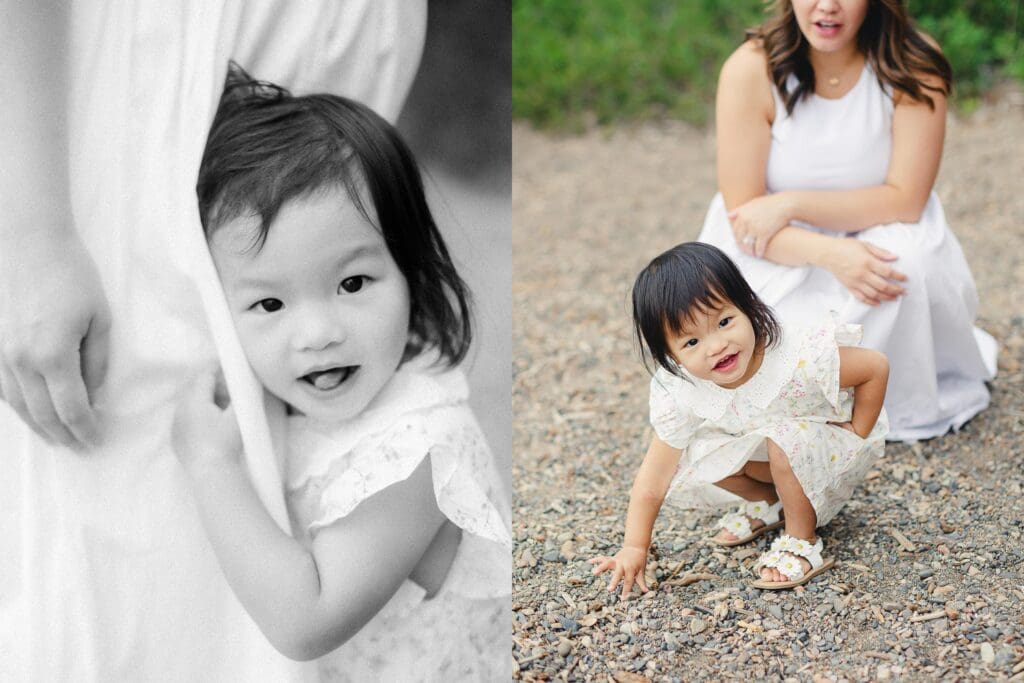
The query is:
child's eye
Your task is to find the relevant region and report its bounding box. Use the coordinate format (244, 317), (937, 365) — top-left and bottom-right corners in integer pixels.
(719, 316), (732, 328)
(338, 276), (368, 294)
(684, 338), (698, 348)
(251, 298), (283, 313)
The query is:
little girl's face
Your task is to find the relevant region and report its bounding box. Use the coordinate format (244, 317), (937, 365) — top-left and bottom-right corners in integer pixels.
(667, 302), (759, 388)
(210, 185), (410, 422)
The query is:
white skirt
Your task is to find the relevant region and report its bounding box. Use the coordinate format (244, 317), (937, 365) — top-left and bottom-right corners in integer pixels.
(698, 191), (997, 442)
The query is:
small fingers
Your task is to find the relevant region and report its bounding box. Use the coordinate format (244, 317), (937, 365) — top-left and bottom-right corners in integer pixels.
(608, 566), (623, 593)
(636, 573), (649, 593)
(620, 572), (635, 601)
(589, 557), (613, 575)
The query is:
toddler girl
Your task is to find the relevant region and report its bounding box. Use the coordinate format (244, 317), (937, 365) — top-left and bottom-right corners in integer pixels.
(171, 66), (510, 679)
(591, 242), (887, 593)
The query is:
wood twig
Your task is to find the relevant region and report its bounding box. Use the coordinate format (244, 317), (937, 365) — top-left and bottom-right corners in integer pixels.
(890, 527), (918, 552)
(661, 572), (718, 587)
(909, 610), (946, 623)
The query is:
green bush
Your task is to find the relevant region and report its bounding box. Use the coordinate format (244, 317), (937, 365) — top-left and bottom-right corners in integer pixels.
(513, 0), (1024, 128)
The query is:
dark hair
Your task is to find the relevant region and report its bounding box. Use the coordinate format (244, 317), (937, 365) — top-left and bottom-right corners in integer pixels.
(632, 242), (781, 378)
(748, 0), (952, 115)
(197, 63), (472, 366)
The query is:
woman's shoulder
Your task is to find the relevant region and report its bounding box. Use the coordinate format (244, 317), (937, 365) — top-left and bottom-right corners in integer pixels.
(718, 40), (774, 119)
(719, 40), (769, 84)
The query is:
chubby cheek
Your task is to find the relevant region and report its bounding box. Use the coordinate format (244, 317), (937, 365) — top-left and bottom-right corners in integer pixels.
(236, 320), (288, 391)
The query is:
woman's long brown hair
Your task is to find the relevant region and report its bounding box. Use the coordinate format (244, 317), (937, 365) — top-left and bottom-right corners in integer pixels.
(747, 0), (953, 115)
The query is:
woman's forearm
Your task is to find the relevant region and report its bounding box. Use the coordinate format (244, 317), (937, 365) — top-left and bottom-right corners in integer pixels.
(778, 185), (927, 234)
(1, 0), (73, 235)
(761, 226), (839, 268)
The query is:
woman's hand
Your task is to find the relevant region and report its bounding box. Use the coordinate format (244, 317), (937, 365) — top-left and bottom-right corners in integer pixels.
(589, 546), (650, 601)
(821, 239), (907, 306)
(0, 233), (110, 449)
(728, 193), (792, 258)
(171, 371), (242, 473)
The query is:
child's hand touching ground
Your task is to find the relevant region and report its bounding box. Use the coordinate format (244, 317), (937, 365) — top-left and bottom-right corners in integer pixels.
(589, 546), (650, 601)
(171, 371), (242, 473)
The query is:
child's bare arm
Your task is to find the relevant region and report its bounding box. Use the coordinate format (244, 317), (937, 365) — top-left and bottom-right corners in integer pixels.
(172, 377), (445, 661)
(590, 435), (683, 600)
(837, 346), (890, 438)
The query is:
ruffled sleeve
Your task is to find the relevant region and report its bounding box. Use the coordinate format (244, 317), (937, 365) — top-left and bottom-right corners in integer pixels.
(797, 313), (863, 412)
(649, 369), (702, 450)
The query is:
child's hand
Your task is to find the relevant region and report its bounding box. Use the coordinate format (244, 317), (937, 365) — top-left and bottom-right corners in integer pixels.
(171, 371), (242, 473)
(589, 546), (650, 601)
(830, 420), (861, 437)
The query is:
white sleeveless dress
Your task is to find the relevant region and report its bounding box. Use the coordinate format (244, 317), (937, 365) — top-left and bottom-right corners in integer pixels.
(0, 3), (426, 681)
(698, 64), (997, 441)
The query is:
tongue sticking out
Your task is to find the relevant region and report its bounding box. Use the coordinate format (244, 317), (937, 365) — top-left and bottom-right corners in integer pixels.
(306, 367), (353, 391)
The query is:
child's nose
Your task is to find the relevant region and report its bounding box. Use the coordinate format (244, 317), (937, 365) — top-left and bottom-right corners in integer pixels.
(707, 332), (728, 355)
(293, 305), (346, 351)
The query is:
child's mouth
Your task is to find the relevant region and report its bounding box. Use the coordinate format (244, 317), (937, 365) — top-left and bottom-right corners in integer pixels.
(713, 353), (739, 372)
(300, 366), (358, 391)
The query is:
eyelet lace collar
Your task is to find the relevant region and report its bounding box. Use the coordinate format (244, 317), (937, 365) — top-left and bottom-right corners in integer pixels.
(670, 329), (803, 422)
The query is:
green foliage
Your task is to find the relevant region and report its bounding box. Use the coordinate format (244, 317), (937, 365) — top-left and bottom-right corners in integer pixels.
(514, 0), (1024, 128)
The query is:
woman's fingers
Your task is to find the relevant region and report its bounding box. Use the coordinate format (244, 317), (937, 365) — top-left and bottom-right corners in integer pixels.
(17, 370), (76, 447)
(863, 242), (899, 262)
(44, 361), (100, 447)
(866, 272), (904, 299)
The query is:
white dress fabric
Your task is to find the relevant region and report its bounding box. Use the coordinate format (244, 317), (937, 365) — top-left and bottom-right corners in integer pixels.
(650, 318), (887, 527)
(0, 3), (426, 681)
(286, 356), (512, 682)
(698, 64), (997, 441)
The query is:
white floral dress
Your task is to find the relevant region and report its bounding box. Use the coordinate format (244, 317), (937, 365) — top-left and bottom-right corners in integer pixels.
(650, 318), (887, 526)
(286, 356), (511, 682)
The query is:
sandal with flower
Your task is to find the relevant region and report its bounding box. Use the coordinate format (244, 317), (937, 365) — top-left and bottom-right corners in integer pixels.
(750, 534), (835, 590)
(711, 500), (784, 547)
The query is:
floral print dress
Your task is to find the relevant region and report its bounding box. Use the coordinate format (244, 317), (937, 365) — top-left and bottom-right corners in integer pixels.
(286, 356), (511, 681)
(649, 317), (887, 526)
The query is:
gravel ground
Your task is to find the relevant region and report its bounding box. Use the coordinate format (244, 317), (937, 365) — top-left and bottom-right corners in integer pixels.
(512, 89), (1024, 682)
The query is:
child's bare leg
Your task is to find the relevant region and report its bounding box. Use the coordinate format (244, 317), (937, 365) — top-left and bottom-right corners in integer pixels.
(712, 470), (778, 542)
(761, 439), (817, 582)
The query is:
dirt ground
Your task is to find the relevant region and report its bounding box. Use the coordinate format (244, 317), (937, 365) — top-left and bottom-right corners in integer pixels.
(512, 90), (1024, 681)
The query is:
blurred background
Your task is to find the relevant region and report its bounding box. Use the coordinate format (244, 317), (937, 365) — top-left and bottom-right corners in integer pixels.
(398, 0), (512, 494)
(513, 0), (1024, 128)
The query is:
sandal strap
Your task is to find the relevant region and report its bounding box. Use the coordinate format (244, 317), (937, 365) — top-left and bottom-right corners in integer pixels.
(755, 535), (824, 581)
(717, 511), (752, 538)
(743, 500), (782, 525)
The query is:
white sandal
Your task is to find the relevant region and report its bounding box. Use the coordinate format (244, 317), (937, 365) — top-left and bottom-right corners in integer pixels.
(750, 534), (835, 590)
(711, 500), (784, 547)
